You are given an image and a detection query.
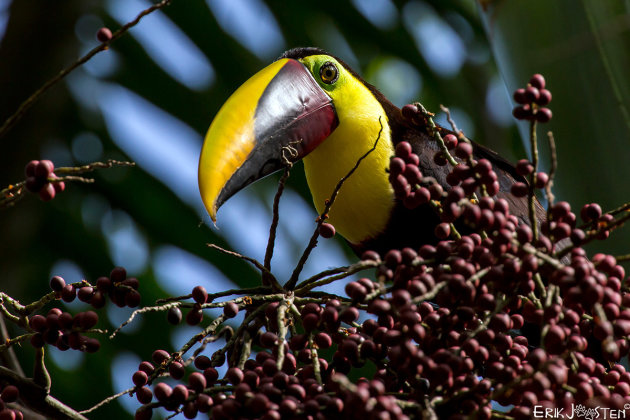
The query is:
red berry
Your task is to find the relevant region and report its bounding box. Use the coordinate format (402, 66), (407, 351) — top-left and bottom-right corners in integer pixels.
(529, 74), (546, 90)
(512, 105), (532, 120)
(24, 160), (39, 177)
(535, 172), (549, 188)
(132, 370), (149, 387)
(186, 308), (203, 325)
(34, 160), (54, 179)
(395, 141), (412, 159)
(139, 361), (155, 374)
(171, 384), (189, 404)
(319, 223), (336, 238)
(524, 86), (540, 102)
(192, 285), (208, 305)
(223, 302), (239, 318)
(188, 356), (209, 374)
(434, 223), (451, 240)
(50, 276), (65, 291)
(110, 266), (126, 283)
(513, 88), (528, 104)
(79, 311), (99, 329)
(389, 157), (405, 176)
(61, 284), (76, 302)
(152, 349), (170, 364)
(154, 383), (172, 402)
(136, 386), (153, 404)
(511, 182), (529, 198)
(97, 27), (113, 43)
(0, 386), (18, 403)
(537, 89), (552, 105)
(169, 361), (185, 379)
(401, 104), (418, 121)
(443, 134), (458, 149)
(226, 367), (244, 385)
(50, 173), (65, 193)
(515, 159), (533, 176)
(167, 307), (183, 325)
(38, 183), (56, 201)
(454, 142), (473, 159)
(535, 108), (552, 123)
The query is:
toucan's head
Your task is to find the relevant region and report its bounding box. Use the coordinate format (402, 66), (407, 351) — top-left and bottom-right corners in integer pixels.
(199, 48), (395, 244)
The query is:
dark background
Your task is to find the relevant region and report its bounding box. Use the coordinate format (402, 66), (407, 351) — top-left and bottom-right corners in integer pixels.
(1, 0), (629, 418)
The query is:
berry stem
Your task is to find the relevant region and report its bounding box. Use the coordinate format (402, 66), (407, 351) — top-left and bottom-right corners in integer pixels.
(544, 131), (557, 209)
(275, 297), (292, 370)
(417, 103), (458, 166)
(0, 332), (36, 352)
(236, 330), (253, 369)
(528, 120), (540, 241)
(308, 333), (323, 385)
(79, 387), (134, 415)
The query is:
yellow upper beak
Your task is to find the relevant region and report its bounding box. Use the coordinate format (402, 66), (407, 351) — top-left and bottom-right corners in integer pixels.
(198, 58), (338, 222)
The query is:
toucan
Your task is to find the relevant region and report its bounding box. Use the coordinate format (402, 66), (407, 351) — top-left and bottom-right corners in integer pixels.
(198, 47), (537, 256)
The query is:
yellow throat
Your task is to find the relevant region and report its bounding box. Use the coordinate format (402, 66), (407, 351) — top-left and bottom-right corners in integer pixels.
(299, 56), (395, 245)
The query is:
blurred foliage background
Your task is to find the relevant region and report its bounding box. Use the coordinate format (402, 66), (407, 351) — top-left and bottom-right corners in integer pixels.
(0, 0), (629, 418)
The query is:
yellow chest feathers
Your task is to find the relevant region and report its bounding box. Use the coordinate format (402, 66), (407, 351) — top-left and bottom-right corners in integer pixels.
(303, 93), (395, 245)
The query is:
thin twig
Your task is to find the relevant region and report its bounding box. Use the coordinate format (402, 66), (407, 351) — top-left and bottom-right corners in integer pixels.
(79, 388), (134, 414)
(308, 333), (323, 385)
(285, 118), (384, 290)
(0, 1), (173, 139)
(0, 333), (36, 353)
(440, 104), (462, 136)
(545, 131), (557, 208)
(155, 286), (270, 305)
(275, 296), (292, 370)
(54, 160), (135, 175)
(206, 243), (280, 289)
(109, 302), (180, 338)
(528, 120), (540, 240)
(294, 260), (380, 294)
(263, 167), (291, 289)
(295, 260), (380, 291)
(418, 104), (457, 166)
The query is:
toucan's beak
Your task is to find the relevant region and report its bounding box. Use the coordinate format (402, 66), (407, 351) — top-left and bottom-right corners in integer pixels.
(198, 58), (339, 221)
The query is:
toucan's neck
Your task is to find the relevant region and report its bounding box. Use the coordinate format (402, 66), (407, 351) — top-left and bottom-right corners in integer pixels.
(303, 95), (395, 245)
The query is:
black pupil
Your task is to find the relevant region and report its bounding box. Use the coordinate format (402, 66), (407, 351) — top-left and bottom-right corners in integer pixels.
(324, 67), (334, 80)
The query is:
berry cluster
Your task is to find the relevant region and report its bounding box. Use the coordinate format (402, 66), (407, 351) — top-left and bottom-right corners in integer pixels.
(512, 74), (553, 122)
(0, 386), (22, 420)
(123, 75), (630, 419)
(24, 160), (64, 201)
(510, 159), (549, 198)
(134, 301), (408, 420)
(390, 119), (505, 215)
(50, 267), (141, 309)
(29, 307), (100, 352)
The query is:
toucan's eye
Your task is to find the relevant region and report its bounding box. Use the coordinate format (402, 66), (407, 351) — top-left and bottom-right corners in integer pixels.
(319, 62), (339, 84)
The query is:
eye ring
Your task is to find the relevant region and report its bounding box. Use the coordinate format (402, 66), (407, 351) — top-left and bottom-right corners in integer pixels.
(319, 62), (339, 84)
